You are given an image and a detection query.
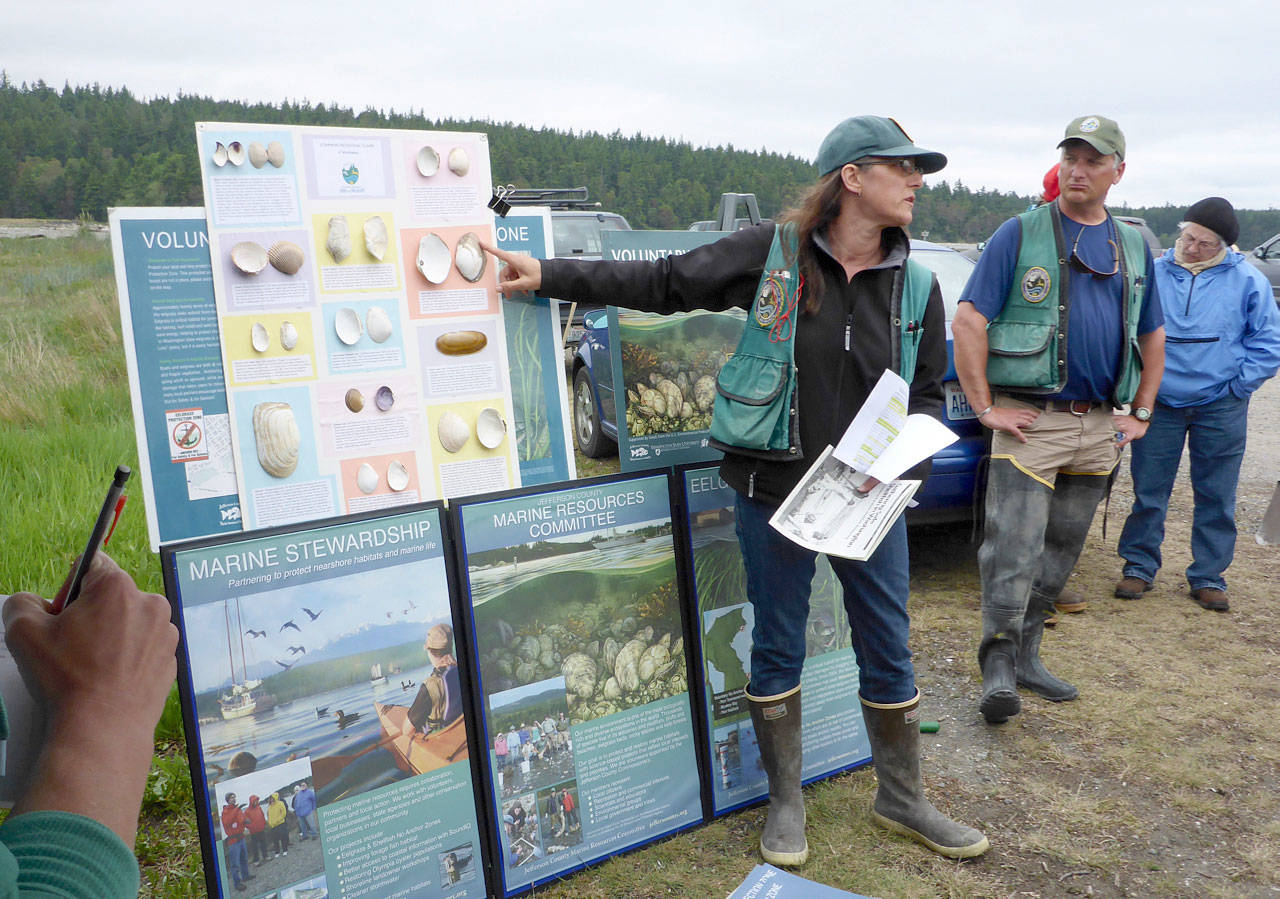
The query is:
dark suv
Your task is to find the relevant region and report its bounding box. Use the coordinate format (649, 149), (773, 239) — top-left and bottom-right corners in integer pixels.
(1247, 233), (1280, 305)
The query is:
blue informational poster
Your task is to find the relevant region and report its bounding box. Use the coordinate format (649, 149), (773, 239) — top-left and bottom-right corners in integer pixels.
(162, 505), (486, 899)
(679, 465), (871, 816)
(110, 208), (243, 549)
(451, 473), (706, 896)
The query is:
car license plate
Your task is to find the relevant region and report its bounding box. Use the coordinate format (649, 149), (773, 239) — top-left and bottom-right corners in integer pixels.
(945, 382), (976, 420)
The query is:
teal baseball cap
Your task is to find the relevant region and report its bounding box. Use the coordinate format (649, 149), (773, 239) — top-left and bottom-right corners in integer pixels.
(816, 116), (947, 176)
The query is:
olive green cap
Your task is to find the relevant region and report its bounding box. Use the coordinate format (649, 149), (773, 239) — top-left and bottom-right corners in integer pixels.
(1058, 115), (1125, 161)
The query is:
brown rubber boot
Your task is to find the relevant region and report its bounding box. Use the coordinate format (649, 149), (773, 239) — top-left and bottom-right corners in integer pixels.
(747, 685), (808, 866)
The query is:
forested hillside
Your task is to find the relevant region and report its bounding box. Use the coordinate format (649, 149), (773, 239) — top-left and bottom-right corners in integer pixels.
(4, 77), (1279, 246)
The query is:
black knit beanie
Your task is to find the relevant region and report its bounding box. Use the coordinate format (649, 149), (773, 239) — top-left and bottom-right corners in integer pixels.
(1184, 197), (1238, 246)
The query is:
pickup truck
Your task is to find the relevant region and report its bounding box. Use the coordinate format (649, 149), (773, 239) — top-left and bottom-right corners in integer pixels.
(1246, 232), (1280, 305)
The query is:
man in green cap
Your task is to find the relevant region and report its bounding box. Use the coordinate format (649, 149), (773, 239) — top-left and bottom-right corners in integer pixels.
(953, 115), (1166, 724)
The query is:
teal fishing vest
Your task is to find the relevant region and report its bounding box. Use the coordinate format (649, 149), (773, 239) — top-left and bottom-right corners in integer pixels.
(709, 224), (934, 460)
(985, 203), (1147, 405)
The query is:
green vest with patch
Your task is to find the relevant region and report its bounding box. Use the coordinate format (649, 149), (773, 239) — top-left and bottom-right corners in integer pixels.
(985, 203), (1147, 405)
(709, 224), (934, 460)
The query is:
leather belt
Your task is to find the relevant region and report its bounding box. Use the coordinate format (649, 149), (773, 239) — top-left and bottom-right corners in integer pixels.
(1002, 395), (1105, 416)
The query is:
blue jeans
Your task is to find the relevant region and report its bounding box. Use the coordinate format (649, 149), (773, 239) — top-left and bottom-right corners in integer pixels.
(225, 838), (249, 886)
(734, 494), (914, 704)
(1118, 395), (1249, 591)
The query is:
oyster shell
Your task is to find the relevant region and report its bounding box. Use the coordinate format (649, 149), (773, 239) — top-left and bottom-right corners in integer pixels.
(363, 215), (388, 261)
(230, 241), (269, 275)
(334, 307), (362, 346)
(355, 462), (379, 494)
(279, 321), (298, 351)
(447, 147), (470, 176)
(366, 306), (393, 343)
(638, 643), (670, 684)
(614, 639), (646, 693)
(248, 141), (268, 168)
(437, 411), (469, 453)
(415, 233), (451, 284)
(561, 653), (597, 698)
(226, 141), (246, 166)
(212, 142), (228, 167)
(250, 323), (270, 353)
(267, 240), (305, 275)
(252, 402), (300, 478)
(386, 459), (410, 492)
(266, 140), (286, 168)
(345, 388), (364, 413)
(375, 385), (394, 411)
(416, 145), (440, 177)
(326, 216), (352, 263)
(454, 232), (486, 282)
(435, 330), (487, 356)
(476, 407), (506, 449)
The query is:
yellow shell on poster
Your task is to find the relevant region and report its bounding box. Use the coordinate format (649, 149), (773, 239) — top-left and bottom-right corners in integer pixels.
(437, 411), (469, 453)
(434, 330), (487, 356)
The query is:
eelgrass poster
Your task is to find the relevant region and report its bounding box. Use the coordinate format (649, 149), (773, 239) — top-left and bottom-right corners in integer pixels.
(451, 473), (704, 896)
(162, 505), (485, 899)
(680, 465), (871, 815)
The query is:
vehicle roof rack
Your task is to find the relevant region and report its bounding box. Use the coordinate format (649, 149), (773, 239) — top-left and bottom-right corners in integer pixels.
(499, 187), (602, 210)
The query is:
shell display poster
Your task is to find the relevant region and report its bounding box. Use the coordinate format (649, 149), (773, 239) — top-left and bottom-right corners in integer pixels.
(598, 230), (741, 472)
(162, 505), (487, 899)
(196, 123), (518, 531)
(679, 464), (871, 816)
(451, 473), (705, 896)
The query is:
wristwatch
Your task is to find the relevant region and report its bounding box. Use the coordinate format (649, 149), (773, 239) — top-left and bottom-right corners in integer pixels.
(1133, 407), (1152, 422)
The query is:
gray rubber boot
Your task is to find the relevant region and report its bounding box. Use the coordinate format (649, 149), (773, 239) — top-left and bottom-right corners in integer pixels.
(1017, 589), (1078, 701)
(861, 691), (990, 858)
(978, 643), (1019, 724)
(746, 685), (808, 866)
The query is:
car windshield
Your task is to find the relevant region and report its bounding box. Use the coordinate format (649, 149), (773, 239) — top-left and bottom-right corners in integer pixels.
(910, 248), (974, 321)
(552, 215), (630, 256)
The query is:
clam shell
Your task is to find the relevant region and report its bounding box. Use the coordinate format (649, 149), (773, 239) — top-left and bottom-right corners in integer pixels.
(266, 140), (286, 168)
(248, 141), (268, 168)
(363, 215), (388, 261)
(386, 459), (410, 492)
(454, 232), (486, 282)
(334, 307), (362, 346)
(435, 330), (487, 356)
(374, 385), (394, 411)
(252, 402), (300, 478)
(476, 407), (506, 449)
(267, 240), (305, 275)
(437, 411), (469, 453)
(326, 216), (352, 263)
(212, 142), (229, 167)
(230, 241), (269, 275)
(366, 306), (393, 343)
(355, 462), (379, 495)
(226, 141), (246, 166)
(415, 233), (451, 284)
(345, 388), (364, 413)
(416, 145), (440, 177)
(447, 147), (470, 176)
(279, 321), (298, 351)
(250, 323), (270, 353)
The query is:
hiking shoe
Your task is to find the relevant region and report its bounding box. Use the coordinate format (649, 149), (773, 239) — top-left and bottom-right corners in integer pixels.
(1191, 587), (1229, 612)
(1053, 589), (1088, 614)
(1114, 576), (1153, 599)
(1044, 614), (1058, 628)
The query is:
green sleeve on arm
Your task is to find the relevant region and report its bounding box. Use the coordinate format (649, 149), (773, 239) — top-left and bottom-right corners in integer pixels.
(0, 811), (139, 898)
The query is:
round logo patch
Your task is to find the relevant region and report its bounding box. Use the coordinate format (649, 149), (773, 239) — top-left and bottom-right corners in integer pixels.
(1021, 266), (1051, 303)
(755, 283), (781, 327)
(1079, 117), (1100, 133)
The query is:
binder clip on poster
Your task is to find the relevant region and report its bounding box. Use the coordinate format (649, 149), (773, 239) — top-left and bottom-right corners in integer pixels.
(488, 184), (515, 218)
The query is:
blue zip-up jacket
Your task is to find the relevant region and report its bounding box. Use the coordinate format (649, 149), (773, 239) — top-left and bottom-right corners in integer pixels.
(1153, 248), (1280, 407)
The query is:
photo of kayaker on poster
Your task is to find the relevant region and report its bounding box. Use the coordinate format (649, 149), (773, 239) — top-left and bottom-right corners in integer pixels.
(453, 473), (704, 896)
(165, 505), (485, 899)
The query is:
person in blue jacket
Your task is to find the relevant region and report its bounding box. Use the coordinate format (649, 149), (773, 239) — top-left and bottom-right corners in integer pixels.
(1116, 197), (1280, 612)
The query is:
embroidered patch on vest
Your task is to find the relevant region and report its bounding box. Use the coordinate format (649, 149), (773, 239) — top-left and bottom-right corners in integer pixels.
(761, 702), (788, 721)
(754, 271), (788, 327)
(1021, 266), (1051, 303)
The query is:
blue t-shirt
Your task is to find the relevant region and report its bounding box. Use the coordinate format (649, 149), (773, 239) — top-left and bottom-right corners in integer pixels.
(960, 209), (1164, 402)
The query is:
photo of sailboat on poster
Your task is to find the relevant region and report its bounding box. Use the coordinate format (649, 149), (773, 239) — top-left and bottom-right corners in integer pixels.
(218, 596), (275, 720)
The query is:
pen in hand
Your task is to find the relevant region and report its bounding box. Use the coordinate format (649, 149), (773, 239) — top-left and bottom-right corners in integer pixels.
(53, 465), (131, 613)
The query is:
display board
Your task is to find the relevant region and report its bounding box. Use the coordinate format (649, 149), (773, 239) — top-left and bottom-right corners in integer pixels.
(678, 464), (871, 816)
(451, 473), (706, 896)
(162, 505), (487, 899)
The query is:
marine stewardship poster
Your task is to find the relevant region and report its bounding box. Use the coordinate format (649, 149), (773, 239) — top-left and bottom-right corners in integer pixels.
(162, 505), (486, 899)
(679, 465), (871, 816)
(196, 122), (520, 531)
(599, 230), (742, 472)
(451, 473), (705, 896)
(110, 207), (242, 549)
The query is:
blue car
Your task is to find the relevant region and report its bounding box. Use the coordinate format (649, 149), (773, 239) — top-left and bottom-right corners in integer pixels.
(570, 240), (985, 522)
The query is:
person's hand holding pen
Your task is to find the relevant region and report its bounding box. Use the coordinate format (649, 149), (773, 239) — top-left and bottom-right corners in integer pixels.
(3, 552), (178, 846)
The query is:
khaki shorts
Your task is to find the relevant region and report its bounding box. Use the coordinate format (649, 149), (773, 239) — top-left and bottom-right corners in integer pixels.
(990, 395), (1120, 488)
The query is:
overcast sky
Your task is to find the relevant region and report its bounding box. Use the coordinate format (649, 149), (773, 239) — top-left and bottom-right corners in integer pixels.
(6, 0), (1279, 210)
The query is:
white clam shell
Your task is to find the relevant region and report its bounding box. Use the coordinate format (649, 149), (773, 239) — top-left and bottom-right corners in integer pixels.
(252, 402), (300, 478)
(386, 460), (410, 492)
(447, 147), (470, 176)
(212, 142), (229, 167)
(438, 411), (469, 453)
(226, 141), (246, 166)
(454, 232), (486, 283)
(231, 241), (269, 275)
(366, 306), (393, 343)
(363, 216), (389, 261)
(334, 307), (362, 346)
(266, 140), (286, 168)
(355, 462), (379, 495)
(415, 233), (451, 284)
(326, 216), (352, 263)
(267, 240), (305, 275)
(250, 322), (270, 353)
(279, 321), (298, 351)
(476, 407), (506, 449)
(248, 141), (268, 168)
(416, 145), (440, 177)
